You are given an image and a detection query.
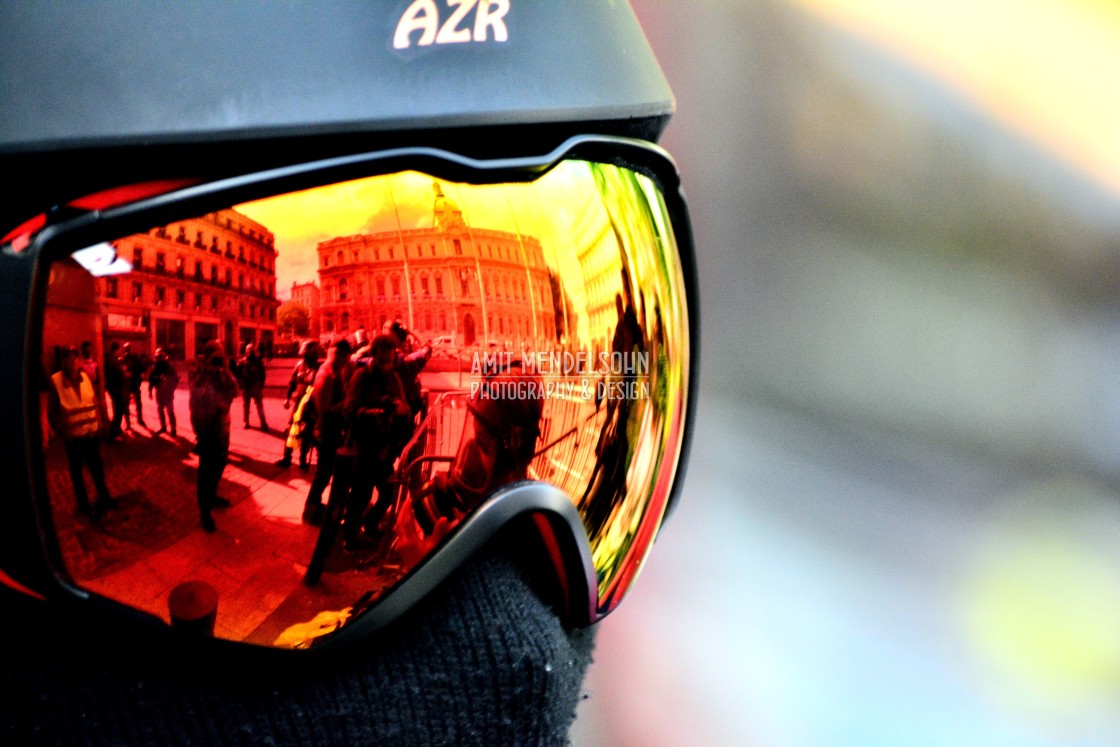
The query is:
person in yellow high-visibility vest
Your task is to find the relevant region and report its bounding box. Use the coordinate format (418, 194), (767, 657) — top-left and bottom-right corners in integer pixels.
(47, 345), (117, 520)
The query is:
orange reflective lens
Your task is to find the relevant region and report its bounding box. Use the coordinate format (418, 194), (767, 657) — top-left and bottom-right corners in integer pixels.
(37, 158), (689, 648)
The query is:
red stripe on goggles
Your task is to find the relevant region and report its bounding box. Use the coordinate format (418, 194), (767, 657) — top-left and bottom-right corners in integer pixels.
(25, 137), (695, 651)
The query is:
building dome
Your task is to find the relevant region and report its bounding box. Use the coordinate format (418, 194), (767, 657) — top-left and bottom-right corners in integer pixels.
(433, 182), (465, 233)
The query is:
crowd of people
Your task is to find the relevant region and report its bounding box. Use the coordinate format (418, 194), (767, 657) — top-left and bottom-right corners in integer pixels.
(45, 324), (436, 547)
(283, 323), (432, 554)
(45, 316), (567, 567)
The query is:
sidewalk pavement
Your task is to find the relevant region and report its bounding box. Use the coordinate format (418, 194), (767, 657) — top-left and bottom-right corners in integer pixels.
(45, 386), (404, 646)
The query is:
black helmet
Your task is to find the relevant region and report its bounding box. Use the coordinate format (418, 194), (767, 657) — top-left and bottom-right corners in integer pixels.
(0, 1), (674, 230)
(0, 0), (697, 669)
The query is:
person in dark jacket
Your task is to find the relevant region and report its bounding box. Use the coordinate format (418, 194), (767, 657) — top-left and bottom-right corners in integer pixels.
(339, 333), (410, 552)
(103, 341), (127, 439)
(301, 338), (354, 526)
(188, 341), (239, 532)
(235, 342), (269, 430)
(148, 347), (180, 436)
(119, 342), (149, 429)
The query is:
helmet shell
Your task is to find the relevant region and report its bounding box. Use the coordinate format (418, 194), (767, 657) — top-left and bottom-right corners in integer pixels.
(0, 1), (673, 154)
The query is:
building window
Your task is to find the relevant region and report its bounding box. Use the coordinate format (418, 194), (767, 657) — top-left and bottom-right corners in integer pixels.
(176, 226), (189, 244)
(339, 278), (348, 301)
(374, 248), (380, 261)
(194, 292), (203, 310)
(106, 277), (118, 299)
(194, 260), (203, 280)
(435, 272), (444, 297)
(176, 289), (186, 308)
(391, 275), (401, 299)
(155, 252), (166, 274)
(337, 250), (344, 265)
(376, 277), (386, 299)
(211, 265), (218, 284)
(420, 274), (430, 297)
(459, 272), (468, 297)
(211, 295), (218, 311)
(176, 256), (184, 277)
(156, 286), (166, 306)
(454, 239), (462, 256)
(132, 248), (143, 270)
(353, 250), (360, 263)
(132, 281), (143, 302)
(341, 312), (350, 331)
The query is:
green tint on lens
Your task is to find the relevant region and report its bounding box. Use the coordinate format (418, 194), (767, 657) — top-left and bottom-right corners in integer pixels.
(38, 158), (688, 647)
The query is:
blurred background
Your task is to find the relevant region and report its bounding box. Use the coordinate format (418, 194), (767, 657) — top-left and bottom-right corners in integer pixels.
(574, 1), (1120, 744)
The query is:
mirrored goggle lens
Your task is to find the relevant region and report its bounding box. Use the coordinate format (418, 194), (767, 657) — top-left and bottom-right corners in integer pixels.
(37, 158), (690, 647)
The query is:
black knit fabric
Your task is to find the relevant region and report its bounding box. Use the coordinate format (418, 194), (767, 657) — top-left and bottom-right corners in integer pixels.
(0, 549), (596, 746)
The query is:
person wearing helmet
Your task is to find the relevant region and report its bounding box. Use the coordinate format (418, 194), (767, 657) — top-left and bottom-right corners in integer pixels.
(389, 322), (434, 432)
(0, 3), (695, 745)
(414, 359), (545, 537)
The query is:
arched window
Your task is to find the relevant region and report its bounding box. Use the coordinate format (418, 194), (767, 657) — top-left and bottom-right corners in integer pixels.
(434, 272), (443, 297)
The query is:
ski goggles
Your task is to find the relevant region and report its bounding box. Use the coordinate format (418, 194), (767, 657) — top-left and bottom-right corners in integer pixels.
(4, 135), (696, 653)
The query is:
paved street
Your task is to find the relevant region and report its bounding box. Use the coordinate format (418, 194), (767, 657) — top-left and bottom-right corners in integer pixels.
(44, 357), (470, 646)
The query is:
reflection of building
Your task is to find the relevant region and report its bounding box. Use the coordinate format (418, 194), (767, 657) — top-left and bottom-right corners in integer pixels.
(42, 259), (100, 373)
(98, 210), (279, 360)
(573, 197), (623, 358)
(290, 281), (321, 339)
(317, 184), (556, 349)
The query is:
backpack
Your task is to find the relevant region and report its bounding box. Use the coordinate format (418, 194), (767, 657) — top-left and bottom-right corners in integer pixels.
(189, 378), (227, 435)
